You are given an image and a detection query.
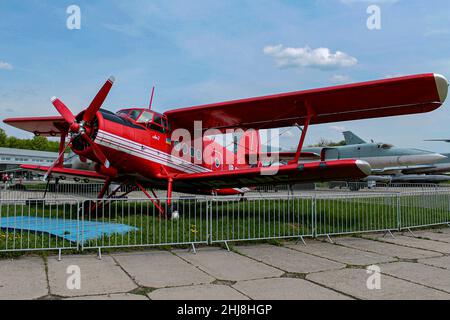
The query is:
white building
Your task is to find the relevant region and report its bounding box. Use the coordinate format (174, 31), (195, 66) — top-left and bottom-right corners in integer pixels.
(0, 147), (58, 172)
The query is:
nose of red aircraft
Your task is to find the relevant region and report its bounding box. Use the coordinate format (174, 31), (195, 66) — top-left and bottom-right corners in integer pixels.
(44, 77), (116, 180)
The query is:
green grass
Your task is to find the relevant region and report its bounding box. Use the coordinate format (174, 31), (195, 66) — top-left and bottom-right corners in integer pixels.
(1, 194), (450, 256)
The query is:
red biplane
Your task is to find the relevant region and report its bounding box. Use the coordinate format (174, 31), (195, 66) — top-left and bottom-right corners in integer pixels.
(4, 73), (448, 217)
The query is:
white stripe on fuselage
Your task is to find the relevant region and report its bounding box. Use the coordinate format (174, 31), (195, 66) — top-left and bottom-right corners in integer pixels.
(96, 130), (210, 174)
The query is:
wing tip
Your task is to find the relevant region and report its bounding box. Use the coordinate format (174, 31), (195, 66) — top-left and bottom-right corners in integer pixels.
(434, 73), (449, 103)
(356, 160), (372, 176)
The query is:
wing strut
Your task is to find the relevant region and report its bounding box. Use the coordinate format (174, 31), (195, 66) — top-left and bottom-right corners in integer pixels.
(290, 102), (314, 164)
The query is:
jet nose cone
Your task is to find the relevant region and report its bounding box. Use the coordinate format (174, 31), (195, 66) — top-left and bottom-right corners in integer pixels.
(398, 153), (447, 166)
(433, 153), (448, 162)
(425, 153), (448, 162)
(434, 73), (449, 103)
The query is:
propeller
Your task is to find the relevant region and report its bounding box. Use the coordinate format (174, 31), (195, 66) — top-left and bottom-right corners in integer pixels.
(44, 140), (72, 181)
(83, 76), (115, 122)
(81, 132), (110, 168)
(44, 76), (115, 180)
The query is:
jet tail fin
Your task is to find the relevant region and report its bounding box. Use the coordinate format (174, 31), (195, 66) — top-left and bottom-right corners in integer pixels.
(343, 131), (366, 145)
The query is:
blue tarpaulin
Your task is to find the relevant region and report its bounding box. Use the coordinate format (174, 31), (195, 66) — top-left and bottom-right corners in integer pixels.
(0, 216), (138, 243)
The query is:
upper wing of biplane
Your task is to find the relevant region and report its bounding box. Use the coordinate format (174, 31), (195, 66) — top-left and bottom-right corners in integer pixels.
(173, 159), (371, 189)
(3, 116), (68, 137)
(165, 74), (448, 133)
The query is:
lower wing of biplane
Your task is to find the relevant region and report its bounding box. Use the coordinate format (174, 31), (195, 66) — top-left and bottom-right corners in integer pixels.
(172, 160), (371, 190)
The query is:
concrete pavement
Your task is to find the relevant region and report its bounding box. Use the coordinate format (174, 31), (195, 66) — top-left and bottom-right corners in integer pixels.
(1, 227), (450, 300)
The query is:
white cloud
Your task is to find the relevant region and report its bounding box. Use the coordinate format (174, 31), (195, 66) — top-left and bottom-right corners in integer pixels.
(331, 75), (352, 84)
(0, 61), (13, 70)
(384, 73), (404, 79)
(263, 45), (357, 70)
(330, 126), (347, 133)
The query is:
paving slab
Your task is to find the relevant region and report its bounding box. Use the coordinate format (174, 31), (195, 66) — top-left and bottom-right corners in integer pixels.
(67, 293), (148, 300)
(404, 231), (450, 243)
(306, 268), (450, 300)
(236, 245), (345, 274)
(335, 237), (441, 260)
(47, 255), (137, 297)
(284, 241), (396, 266)
(233, 278), (351, 300)
(175, 248), (283, 281)
(437, 227), (450, 234)
(364, 234), (450, 254)
(149, 284), (248, 300)
(113, 251), (214, 288)
(419, 256), (450, 270)
(381, 262), (450, 293)
(0, 257), (48, 300)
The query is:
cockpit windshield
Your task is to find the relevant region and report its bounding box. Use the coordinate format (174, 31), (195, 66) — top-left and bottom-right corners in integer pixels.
(116, 109), (169, 134)
(137, 111), (154, 123)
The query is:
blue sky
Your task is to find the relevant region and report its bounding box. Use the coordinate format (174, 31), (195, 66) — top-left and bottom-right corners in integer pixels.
(1, 0), (450, 151)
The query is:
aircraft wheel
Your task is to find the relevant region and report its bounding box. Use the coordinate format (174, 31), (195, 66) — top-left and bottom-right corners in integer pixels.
(167, 203), (181, 220)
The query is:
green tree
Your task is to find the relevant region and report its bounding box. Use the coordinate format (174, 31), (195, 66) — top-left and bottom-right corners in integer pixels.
(0, 129), (61, 152)
(0, 129), (7, 147)
(309, 138), (346, 147)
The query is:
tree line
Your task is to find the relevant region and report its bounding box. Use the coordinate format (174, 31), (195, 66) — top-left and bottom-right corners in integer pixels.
(0, 128), (60, 152)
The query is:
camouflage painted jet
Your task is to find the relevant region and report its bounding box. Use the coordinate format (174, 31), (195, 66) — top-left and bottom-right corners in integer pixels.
(302, 131), (447, 173)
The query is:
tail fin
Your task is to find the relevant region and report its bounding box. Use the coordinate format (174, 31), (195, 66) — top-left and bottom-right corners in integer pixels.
(343, 131), (366, 145)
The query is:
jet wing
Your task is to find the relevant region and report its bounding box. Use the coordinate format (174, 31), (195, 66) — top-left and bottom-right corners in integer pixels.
(165, 74), (448, 133)
(3, 116), (68, 136)
(250, 152), (321, 162)
(373, 164), (438, 174)
(20, 165), (107, 183)
(173, 160), (371, 189)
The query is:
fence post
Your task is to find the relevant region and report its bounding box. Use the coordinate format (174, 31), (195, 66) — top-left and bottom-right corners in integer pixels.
(312, 195), (317, 238)
(397, 194), (401, 231)
(76, 201), (80, 252)
(207, 198), (212, 245)
(80, 201), (84, 251)
(206, 198), (211, 245)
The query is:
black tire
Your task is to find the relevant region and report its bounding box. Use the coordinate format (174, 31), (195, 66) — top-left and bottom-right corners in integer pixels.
(167, 203), (181, 219)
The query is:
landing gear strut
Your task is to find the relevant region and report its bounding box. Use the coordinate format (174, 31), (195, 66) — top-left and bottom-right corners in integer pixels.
(80, 177), (180, 220)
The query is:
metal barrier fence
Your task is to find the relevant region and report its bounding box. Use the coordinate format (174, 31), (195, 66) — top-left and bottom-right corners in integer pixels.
(210, 196), (314, 245)
(314, 193), (399, 237)
(1, 190), (450, 254)
(81, 198), (209, 250)
(0, 183), (104, 200)
(398, 191), (450, 230)
(0, 198), (79, 253)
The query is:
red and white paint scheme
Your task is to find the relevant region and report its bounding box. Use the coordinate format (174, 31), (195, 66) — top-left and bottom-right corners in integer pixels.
(4, 73), (448, 217)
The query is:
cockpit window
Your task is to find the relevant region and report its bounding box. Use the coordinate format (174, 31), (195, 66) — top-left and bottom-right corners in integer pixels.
(129, 110), (142, 120)
(153, 114), (162, 126)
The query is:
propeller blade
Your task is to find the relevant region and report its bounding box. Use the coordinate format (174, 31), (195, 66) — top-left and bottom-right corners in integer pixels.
(44, 140), (71, 181)
(83, 76), (115, 122)
(51, 97), (76, 125)
(81, 133), (110, 168)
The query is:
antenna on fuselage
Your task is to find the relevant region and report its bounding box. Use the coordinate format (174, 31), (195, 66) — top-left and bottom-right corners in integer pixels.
(149, 86), (155, 110)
